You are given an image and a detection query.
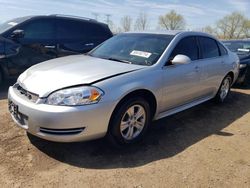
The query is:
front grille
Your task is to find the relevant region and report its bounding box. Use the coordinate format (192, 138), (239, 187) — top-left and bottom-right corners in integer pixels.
(14, 83), (39, 103)
(39, 127), (85, 135)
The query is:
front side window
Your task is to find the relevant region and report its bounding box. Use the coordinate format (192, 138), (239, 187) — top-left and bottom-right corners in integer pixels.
(21, 19), (55, 40)
(169, 36), (199, 61)
(89, 33), (174, 66)
(199, 37), (220, 59)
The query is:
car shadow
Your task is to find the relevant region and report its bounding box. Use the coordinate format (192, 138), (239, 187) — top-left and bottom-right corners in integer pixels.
(233, 84), (250, 90)
(0, 80), (16, 100)
(28, 90), (250, 169)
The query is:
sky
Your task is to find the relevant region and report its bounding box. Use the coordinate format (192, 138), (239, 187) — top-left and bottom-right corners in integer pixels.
(0, 0), (250, 30)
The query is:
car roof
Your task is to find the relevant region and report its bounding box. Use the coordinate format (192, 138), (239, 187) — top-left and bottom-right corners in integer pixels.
(222, 39), (250, 42)
(13, 14), (107, 26)
(126, 30), (216, 38)
(49, 14), (96, 22)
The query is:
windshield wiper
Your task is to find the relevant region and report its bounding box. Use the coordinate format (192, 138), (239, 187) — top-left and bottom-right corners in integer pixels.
(108, 57), (132, 64)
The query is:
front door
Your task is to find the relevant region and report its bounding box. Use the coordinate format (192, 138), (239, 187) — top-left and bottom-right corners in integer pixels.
(6, 18), (57, 77)
(161, 36), (204, 112)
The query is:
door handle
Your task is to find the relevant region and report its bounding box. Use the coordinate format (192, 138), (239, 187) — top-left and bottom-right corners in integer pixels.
(44, 45), (56, 49)
(85, 43), (94, 46)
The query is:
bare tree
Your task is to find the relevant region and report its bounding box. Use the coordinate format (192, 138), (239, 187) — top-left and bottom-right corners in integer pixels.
(158, 10), (185, 30)
(243, 20), (250, 38)
(201, 26), (217, 35)
(216, 12), (250, 39)
(134, 12), (149, 31)
(120, 16), (133, 32)
(107, 20), (117, 33)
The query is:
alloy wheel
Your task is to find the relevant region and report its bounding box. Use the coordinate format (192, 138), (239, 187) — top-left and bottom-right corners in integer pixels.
(120, 104), (146, 141)
(220, 77), (230, 100)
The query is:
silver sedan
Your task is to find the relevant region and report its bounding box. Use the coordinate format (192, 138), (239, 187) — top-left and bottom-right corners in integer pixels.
(8, 31), (239, 146)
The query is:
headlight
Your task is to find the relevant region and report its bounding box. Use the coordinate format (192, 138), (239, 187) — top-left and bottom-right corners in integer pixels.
(239, 64), (247, 69)
(46, 86), (104, 106)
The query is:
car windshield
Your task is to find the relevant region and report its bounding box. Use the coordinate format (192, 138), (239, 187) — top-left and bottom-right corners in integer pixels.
(0, 17), (30, 34)
(89, 33), (174, 66)
(223, 41), (250, 54)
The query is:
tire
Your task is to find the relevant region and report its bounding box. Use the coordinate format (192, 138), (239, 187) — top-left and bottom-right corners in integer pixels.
(214, 75), (232, 103)
(107, 97), (151, 146)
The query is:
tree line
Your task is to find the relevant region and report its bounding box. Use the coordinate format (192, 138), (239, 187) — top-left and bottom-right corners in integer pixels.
(102, 10), (250, 39)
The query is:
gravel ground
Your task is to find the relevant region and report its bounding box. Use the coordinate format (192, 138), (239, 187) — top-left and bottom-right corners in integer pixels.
(0, 81), (250, 188)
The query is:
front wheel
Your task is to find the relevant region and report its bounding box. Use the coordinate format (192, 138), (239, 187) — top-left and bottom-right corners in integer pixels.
(215, 75), (232, 103)
(108, 98), (151, 146)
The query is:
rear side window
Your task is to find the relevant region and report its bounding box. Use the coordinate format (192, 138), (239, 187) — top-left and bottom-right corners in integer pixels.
(20, 19), (55, 40)
(57, 20), (86, 40)
(170, 36), (199, 61)
(218, 43), (228, 56)
(57, 19), (111, 40)
(199, 37), (220, 59)
(86, 23), (112, 38)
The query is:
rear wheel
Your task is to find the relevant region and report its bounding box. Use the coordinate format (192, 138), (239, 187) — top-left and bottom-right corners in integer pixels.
(215, 75), (232, 103)
(108, 97), (151, 146)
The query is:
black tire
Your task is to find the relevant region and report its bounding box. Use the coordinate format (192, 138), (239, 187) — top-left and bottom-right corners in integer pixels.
(214, 75), (232, 103)
(107, 97), (151, 146)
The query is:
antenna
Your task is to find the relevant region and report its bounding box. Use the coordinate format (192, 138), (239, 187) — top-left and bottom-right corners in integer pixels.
(105, 14), (111, 25)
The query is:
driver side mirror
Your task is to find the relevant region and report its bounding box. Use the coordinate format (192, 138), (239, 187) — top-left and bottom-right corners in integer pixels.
(11, 29), (25, 40)
(171, 54), (191, 65)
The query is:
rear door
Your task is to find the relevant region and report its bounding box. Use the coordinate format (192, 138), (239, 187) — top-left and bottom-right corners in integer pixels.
(5, 18), (57, 76)
(197, 36), (226, 96)
(161, 36), (204, 111)
(56, 18), (112, 56)
(85, 23), (112, 48)
(56, 19), (105, 56)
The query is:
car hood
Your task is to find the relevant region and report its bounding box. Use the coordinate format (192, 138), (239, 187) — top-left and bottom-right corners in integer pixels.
(18, 55), (145, 97)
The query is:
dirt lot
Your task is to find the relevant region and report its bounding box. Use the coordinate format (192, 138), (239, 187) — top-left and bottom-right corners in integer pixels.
(0, 81), (250, 188)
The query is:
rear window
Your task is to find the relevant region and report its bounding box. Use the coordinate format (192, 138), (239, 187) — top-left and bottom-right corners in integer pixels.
(199, 37), (220, 59)
(218, 43), (228, 56)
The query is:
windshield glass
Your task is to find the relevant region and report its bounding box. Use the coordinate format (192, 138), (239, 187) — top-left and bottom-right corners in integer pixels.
(0, 17), (30, 34)
(223, 41), (250, 54)
(89, 33), (174, 66)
